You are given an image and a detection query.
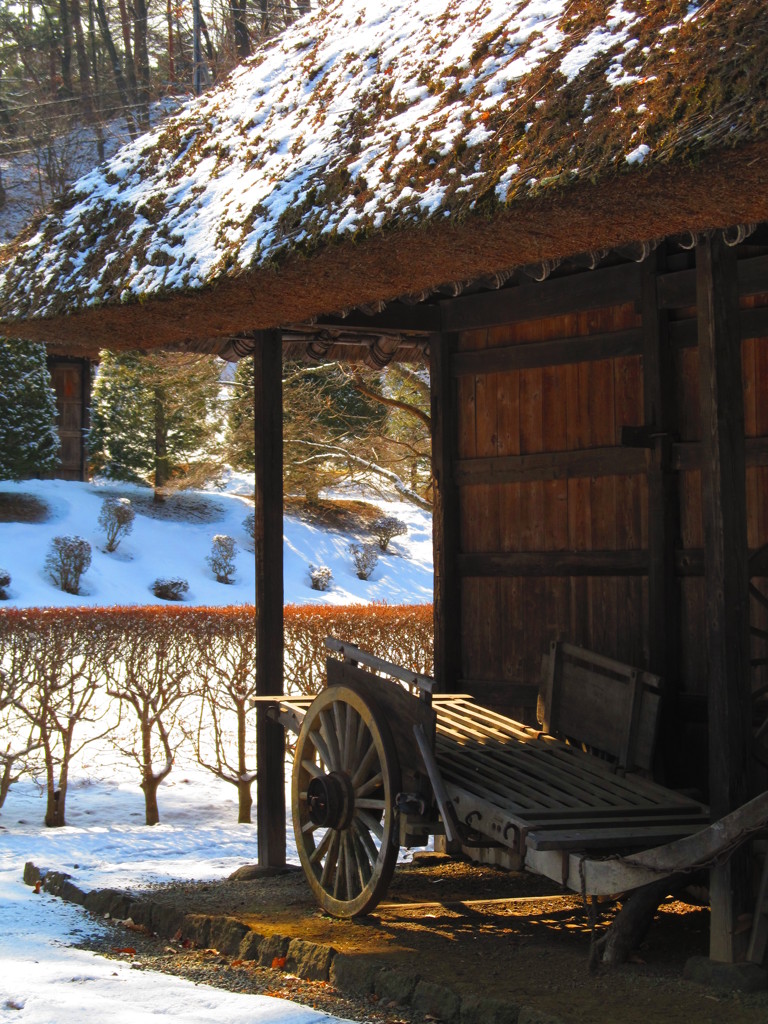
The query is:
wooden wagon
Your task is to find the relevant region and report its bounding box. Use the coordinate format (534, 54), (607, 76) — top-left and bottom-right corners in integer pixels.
(262, 637), (768, 947)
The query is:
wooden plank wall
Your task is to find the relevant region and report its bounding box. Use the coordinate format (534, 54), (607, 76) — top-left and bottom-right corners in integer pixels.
(453, 287), (647, 717)
(448, 247), (768, 729)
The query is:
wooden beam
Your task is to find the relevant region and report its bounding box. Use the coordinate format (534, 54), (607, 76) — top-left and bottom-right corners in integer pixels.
(696, 233), (752, 964)
(669, 306), (768, 350)
(454, 446), (647, 486)
(457, 550), (648, 578)
(253, 330), (286, 868)
(440, 262), (642, 332)
(451, 326), (643, 376)
(658, 252), (768, 309)
(673, 436), (768, 471)
(431, 332), (461, 693)
(317, 302), (441, 333)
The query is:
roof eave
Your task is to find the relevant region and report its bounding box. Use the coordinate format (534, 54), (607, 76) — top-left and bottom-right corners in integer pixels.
(5, 138), (768, 356)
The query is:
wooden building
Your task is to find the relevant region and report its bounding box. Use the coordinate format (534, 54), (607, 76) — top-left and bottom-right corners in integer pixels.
(2, 0), (768, 965)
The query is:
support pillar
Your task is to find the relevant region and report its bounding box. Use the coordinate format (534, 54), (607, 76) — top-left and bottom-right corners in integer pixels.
(430, 331), (461, 694)
(253, 330), (286, 868)
(641, 250), (682, 784)
(696, 233), (751, 962)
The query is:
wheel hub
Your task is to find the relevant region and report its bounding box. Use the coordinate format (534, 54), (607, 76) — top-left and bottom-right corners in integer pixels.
(306, 771), (354, 829)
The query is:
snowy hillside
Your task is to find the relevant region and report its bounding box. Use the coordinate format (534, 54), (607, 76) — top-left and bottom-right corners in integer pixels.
(0, 473), (433, 608)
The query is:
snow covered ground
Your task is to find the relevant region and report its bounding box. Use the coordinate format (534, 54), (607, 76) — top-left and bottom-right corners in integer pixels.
(0, 768), (359, 1024)
(0, 474), (432, 1023)
(0, 473), (433, 609)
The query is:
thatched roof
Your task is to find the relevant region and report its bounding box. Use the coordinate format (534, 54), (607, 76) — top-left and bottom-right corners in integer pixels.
(2, 0), (768, 356)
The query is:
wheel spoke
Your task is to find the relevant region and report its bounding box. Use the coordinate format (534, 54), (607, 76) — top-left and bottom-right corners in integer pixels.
(351, 738), (379, 788)
(355, 770), (383, 798)
(321, 830), (340, 886)
(342, 704), (357, 771)
(319, 710), (342, 771)
(351, 826), (372, 888)
(357, 809), (384, 840)
(354, 816), (380, 869)
(309, 728), (333, 770)
(309, 827), (333, 865)
(343, 831), (357, 900)
(301, 758), (324, 780)
(333, 701), (347, 768)
(333, 836), (344, 899)
(355, 797), (386, 811)
(351, 714), (368, 769)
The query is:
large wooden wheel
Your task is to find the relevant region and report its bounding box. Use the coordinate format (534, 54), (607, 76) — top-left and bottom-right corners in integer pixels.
(292, 684), (401, 917)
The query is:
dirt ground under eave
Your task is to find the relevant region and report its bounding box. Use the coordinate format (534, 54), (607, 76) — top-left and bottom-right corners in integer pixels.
(135, 854), (768, 1024)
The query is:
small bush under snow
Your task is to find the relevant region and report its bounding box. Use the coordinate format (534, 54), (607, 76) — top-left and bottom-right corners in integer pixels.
(44, 536), (92, 595)
(152, 577), (189, 601)
(349, 542), (378, 580)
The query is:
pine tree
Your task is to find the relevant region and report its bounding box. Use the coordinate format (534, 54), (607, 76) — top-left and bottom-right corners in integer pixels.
(89, 350), (223, 492)
(224, 356), (255, 471)
(0, 338), (60, 481)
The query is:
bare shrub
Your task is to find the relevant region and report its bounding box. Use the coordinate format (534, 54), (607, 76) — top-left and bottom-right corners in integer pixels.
(44, 536), (92, 594)
(207, 534), (237, 584)
(349, 542), (379, 580)
(102, 608), (196, 825)
(308, 565), (333, 591)
(371, 515), (408, 551)
(0, 569), (10, 599)
(0, 609), (115, 825)
(152, 577), (189, 601)
(242, 511), (255, 549)
(184, 608), (258, 823)
(98, 496), (136, 552)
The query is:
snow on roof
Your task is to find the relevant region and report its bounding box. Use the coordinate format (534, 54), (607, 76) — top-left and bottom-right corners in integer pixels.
(1, 0), (767, 344)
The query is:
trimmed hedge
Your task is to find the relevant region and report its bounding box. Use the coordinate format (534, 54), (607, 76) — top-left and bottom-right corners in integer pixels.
(0, 602), (433, 695)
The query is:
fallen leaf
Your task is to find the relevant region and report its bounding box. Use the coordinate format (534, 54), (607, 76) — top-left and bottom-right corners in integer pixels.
(271, 956), (287, 969)
(111, 947), (137, 955)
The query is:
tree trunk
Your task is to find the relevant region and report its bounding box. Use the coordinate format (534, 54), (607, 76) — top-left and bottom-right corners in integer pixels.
(229, 0), (251, 59)
(142, 774), (161, 825)
(132, 0), (151, 130)
(166, 0), (175, 85)
(154, 387), (170, 495)
(94, 0), (139, 139)
(237, 779), (253, 824)
(70, 0), (95, 123)
(58, 0), (75, 99)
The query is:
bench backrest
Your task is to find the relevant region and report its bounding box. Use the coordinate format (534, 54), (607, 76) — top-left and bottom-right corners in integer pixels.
(538, 641), (662, 773)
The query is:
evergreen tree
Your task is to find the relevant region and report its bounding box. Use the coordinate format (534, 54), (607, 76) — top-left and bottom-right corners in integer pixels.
(0, 338), (60, 481)
(89, 350), (223, 492)
(224, 356), (255, 470)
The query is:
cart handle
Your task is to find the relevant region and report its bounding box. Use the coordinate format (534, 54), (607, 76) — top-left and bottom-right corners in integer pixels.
(324, 637), (435, 695)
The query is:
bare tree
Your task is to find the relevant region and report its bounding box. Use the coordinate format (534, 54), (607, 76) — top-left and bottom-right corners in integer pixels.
(0, 641), (42, 811)
(9, 613), (114, 826)
(104, 614), (195, 824)
(185, 610), (257, 823)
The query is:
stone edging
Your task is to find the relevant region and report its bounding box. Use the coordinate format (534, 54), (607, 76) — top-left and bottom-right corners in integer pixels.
(23, 862), (566, 1024)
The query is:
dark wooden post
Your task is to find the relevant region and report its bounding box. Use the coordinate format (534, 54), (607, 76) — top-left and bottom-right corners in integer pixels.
(641, 250), (682, 783)
(696, 233), (751, 963)
(430, 330), (461, 694)
(253, 330), (286, 868)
